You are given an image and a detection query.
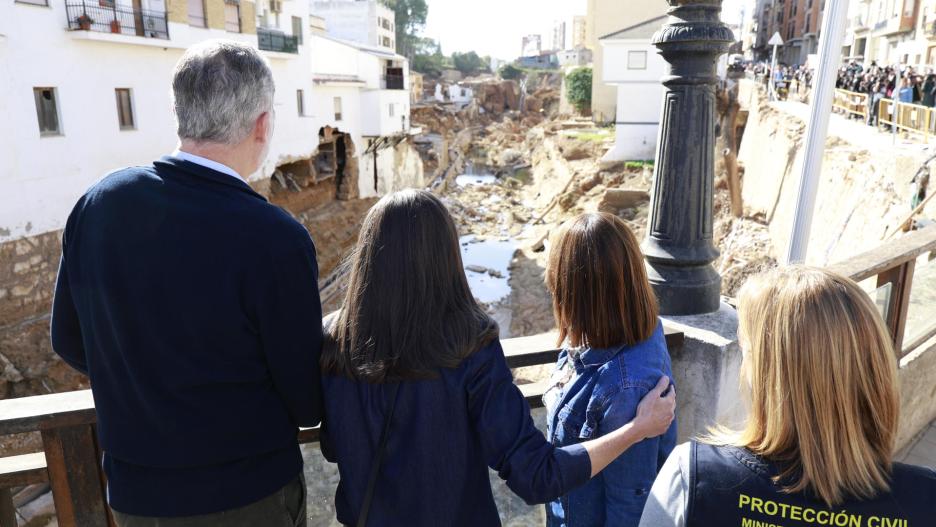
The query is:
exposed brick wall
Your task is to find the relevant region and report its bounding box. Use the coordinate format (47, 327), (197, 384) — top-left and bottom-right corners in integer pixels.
(167, 0), (188, 24)
(206, 0), (226, 31)
(240, 1), (257, 34)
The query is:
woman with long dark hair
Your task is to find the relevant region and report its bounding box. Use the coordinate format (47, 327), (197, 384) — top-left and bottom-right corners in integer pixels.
(319, 189), (676, 526)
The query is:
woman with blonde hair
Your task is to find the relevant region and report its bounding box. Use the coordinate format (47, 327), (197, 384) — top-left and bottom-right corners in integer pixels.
(639, 266), (936, 527)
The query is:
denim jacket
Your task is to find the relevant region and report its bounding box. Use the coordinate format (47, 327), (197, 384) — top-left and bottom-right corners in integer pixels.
(544, 321), (677, 527)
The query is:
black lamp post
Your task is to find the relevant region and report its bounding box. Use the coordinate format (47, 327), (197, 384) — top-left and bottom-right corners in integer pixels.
(644, 0), (734, 316)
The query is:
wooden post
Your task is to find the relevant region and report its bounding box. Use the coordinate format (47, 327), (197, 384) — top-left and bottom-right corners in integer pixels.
(877, 260), (916, 355)
(0, 489), (15, 527)
(41, 425), (111, 527)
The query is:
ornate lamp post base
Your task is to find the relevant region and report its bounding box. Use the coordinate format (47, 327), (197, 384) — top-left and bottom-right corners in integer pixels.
(644, 0), (733, 316)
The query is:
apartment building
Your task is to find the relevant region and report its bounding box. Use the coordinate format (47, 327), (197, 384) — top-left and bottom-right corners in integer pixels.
(548, 15), (587, 52)
(309, 0), (396, 51)
(755, 0), (825, 65)
(2, 0), (313, 246)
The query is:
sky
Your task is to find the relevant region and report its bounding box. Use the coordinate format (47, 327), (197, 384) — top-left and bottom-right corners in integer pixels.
(422, 0), (748, 60)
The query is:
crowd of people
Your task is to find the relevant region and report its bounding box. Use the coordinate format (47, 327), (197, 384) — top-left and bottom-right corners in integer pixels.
(47, 40), (936, 527)
(835, 60), (936, 125)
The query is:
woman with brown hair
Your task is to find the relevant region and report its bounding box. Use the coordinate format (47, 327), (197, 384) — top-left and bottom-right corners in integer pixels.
(639, 266), (936, 527)
(319, 190), (676, 527)
(543, 212), (677, 527)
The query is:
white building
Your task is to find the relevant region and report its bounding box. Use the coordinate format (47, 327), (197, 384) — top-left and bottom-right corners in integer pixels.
(557, 47), (593, 67)
(309, 0), (396, 51)
(1, 0), (418, 245)
(447, 84), (474, 108)
(598, 15), (668, 163)
(521, 34), (542, 58)
(1, 0), (316, 243)
(309, 33), (421, 195)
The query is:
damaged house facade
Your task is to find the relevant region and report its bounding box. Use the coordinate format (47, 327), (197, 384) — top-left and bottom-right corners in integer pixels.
(0, 0), (422, 397)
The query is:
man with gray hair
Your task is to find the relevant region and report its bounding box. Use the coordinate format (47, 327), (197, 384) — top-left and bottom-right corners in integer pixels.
(50, 40), (320, 526)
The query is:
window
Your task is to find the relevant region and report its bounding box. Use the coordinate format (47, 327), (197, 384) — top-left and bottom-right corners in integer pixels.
(292, 16), (303, 44)
(188, 0), (206, 27)
(115, 88), (135, 130)
(627, 50), (647, 70)
(297, 89), (305, 116)
(33, 87), (61, 136)
(389, 103), (395, 118)
(224, 0), (241, 33)
(333, 97), (343, 121)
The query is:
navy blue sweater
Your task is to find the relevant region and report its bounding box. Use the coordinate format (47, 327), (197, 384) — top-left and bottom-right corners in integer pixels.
(321, 340), (592, 526)
(50, 156), (323, 516)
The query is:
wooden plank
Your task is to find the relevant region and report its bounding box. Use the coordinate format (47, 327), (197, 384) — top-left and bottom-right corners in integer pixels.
(41, 425), (110, 527)
(0, 453), (47, 488)
(877, 260), (915, 355)
(829, 226), (936, 282)
(502, 326), (684, 369)
(0, 488), (15, 527)
(519, 380), (550, 409)
(0, 390), (95, 436)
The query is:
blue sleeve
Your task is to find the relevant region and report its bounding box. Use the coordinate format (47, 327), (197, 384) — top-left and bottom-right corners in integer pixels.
(251, 228), (324, 429)
(466, 341), (592, 505)
(50, 216), (88, 375)
(599, 386), (678, 525)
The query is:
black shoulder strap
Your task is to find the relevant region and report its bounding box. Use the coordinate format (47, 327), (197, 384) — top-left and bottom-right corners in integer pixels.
(357, 382), (400, 527)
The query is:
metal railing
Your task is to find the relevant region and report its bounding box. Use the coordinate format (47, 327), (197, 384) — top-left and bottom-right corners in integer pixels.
(383, 73), (405, 90)
(258, 27), (299, 54)
(877, 98), (936, 142)
(0, 328), (684, 526)
(832, 88), (869, 121)
(65, 1), (169, 40)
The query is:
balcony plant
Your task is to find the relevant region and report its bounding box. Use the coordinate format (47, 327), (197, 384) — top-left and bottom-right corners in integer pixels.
(76, 14), (93, 30)
(110, 19), (121, 33)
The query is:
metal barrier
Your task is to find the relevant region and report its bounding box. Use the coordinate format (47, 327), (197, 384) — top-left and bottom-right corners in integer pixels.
(877, 99), (936, 141)
(832, 89), (869, 122)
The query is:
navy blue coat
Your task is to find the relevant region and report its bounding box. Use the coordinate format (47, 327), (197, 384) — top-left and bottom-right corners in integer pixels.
(50, 156), (323, 516)
(321, 340), (593, 526)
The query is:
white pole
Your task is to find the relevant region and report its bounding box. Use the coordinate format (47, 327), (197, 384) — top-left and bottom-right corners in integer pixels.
(769, 44), (778, 100)
(784, 0), (851, 264)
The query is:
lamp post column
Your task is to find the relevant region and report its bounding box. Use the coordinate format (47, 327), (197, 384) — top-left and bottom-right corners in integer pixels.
(643, 0), (733, 315)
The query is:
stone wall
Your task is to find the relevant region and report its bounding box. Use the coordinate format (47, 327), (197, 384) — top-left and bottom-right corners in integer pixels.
(0, 231), (88, 402)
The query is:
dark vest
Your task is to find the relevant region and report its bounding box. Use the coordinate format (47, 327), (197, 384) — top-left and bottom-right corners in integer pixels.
(686, 441), (936, 527)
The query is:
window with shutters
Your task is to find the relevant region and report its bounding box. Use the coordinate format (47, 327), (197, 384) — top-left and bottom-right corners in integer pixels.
(188, 0), (206, 27)
(292, 16), (303, 44)
(334, 97), (343, 121)
(33, 87), (61, 136)
(224, 0), (241, 32)
(115, 88), (135, 130)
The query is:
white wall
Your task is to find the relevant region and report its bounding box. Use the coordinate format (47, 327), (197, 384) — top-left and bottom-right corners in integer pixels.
(601, 39), (667, 162)
(361, 90), (410, 136)
(310, 0), (394, 51)
(1, 0), (318, 243)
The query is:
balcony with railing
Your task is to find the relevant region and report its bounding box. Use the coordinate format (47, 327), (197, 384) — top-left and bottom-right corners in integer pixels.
(383, 73), (405, 90)
(258, 27), (299, 54)
(65, 1), (169, 40)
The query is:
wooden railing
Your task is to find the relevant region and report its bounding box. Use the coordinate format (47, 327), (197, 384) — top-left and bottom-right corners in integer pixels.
(0, 329), (684, 527)
(828, 226), (936, 359)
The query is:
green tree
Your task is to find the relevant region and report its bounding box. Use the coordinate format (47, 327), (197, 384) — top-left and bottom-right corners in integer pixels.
(381, 0), (428, 60)
(498, 64), (523, 80)
(410, 37), (448, 76)
(452, 51), (484, 76)
(566, 67), (593, 113)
